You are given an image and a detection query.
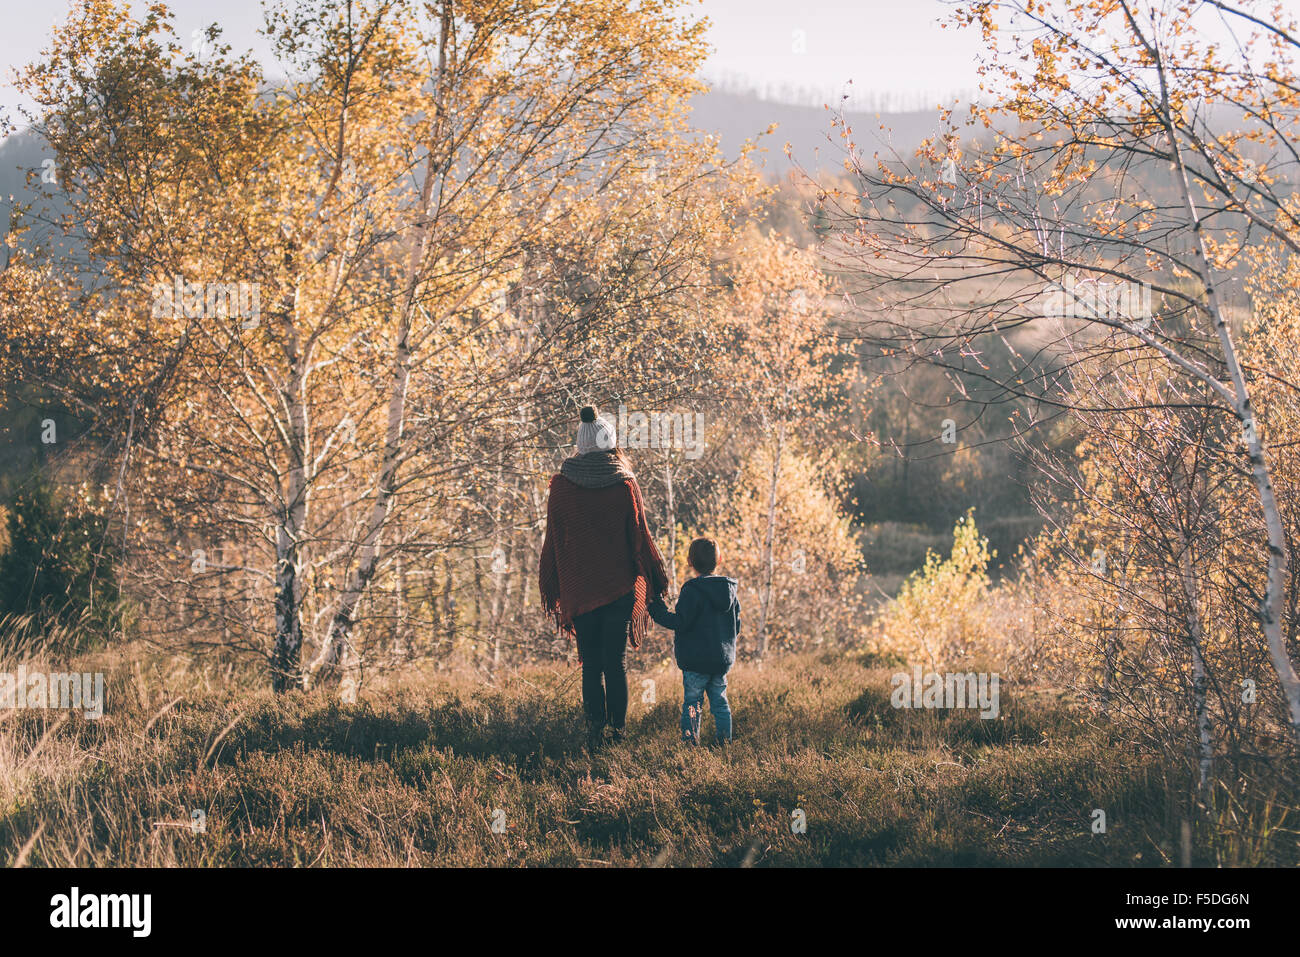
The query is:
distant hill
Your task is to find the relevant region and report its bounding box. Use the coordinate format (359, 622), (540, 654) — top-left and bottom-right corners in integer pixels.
(0, 85), (1271, 242)
(0, 131), (67, 256)
(687, 87), (945, 175)
(0, 86), (944, 237)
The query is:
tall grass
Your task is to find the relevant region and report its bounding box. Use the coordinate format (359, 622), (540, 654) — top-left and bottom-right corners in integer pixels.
(3, 647), (1289, 866)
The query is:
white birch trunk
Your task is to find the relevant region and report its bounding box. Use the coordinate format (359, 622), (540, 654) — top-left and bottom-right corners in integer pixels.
(1164, 113), (1300, 737)
(664, 458), (678, 599)
(1101, 537), (1126, 718)
(306, 1), (453, 698)
(1179, 542), (1213, 795)
(309, 322), (411, 692)
(755, 425), (784, 661)
(272, 324), (310, 692)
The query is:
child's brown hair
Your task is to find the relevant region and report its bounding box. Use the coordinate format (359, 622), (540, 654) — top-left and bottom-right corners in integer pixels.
(687, 537), (719, 575)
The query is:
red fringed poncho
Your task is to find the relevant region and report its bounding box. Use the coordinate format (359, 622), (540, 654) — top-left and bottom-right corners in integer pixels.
(538, 473), (669, 650)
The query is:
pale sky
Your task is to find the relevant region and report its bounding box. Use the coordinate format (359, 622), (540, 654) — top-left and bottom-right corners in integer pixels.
(687, 0), (983, 107)
(0, 0), (986, 125)
(8, 0), (1300, 127)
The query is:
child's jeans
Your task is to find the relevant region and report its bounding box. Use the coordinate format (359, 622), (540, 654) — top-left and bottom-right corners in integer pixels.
(681, 670), (732, 742)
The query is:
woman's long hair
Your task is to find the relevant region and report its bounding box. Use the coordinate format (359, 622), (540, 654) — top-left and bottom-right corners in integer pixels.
(611, 446), (635, 474)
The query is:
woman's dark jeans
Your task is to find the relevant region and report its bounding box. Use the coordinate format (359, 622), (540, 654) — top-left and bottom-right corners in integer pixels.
(573, 591), (635, 731)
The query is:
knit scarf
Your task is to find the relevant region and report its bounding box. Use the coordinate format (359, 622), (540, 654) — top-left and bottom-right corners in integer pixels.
(559, 449), (636, 489)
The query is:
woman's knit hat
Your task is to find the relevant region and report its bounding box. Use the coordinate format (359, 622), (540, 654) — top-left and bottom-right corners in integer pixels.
(576, 405), (617, 454)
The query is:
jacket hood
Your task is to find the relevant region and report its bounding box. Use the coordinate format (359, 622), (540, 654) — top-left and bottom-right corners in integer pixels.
(691, 575), (737, 611)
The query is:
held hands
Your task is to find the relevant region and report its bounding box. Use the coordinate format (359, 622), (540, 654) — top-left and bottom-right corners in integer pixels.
(647, 594), (670, 627)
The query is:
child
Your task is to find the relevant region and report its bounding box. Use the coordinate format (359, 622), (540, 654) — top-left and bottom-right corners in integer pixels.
(648, 538), (740, 745)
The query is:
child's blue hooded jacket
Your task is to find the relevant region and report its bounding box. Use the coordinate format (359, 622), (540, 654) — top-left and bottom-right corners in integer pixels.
(648, 575), (741, 675)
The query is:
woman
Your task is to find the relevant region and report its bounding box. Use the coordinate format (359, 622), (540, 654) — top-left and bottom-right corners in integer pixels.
(539, 406), (669, 749)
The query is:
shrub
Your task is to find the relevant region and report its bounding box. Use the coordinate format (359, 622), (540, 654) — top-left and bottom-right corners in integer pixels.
(870, 509), (994, 668)
(0, 475), (123, 655)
